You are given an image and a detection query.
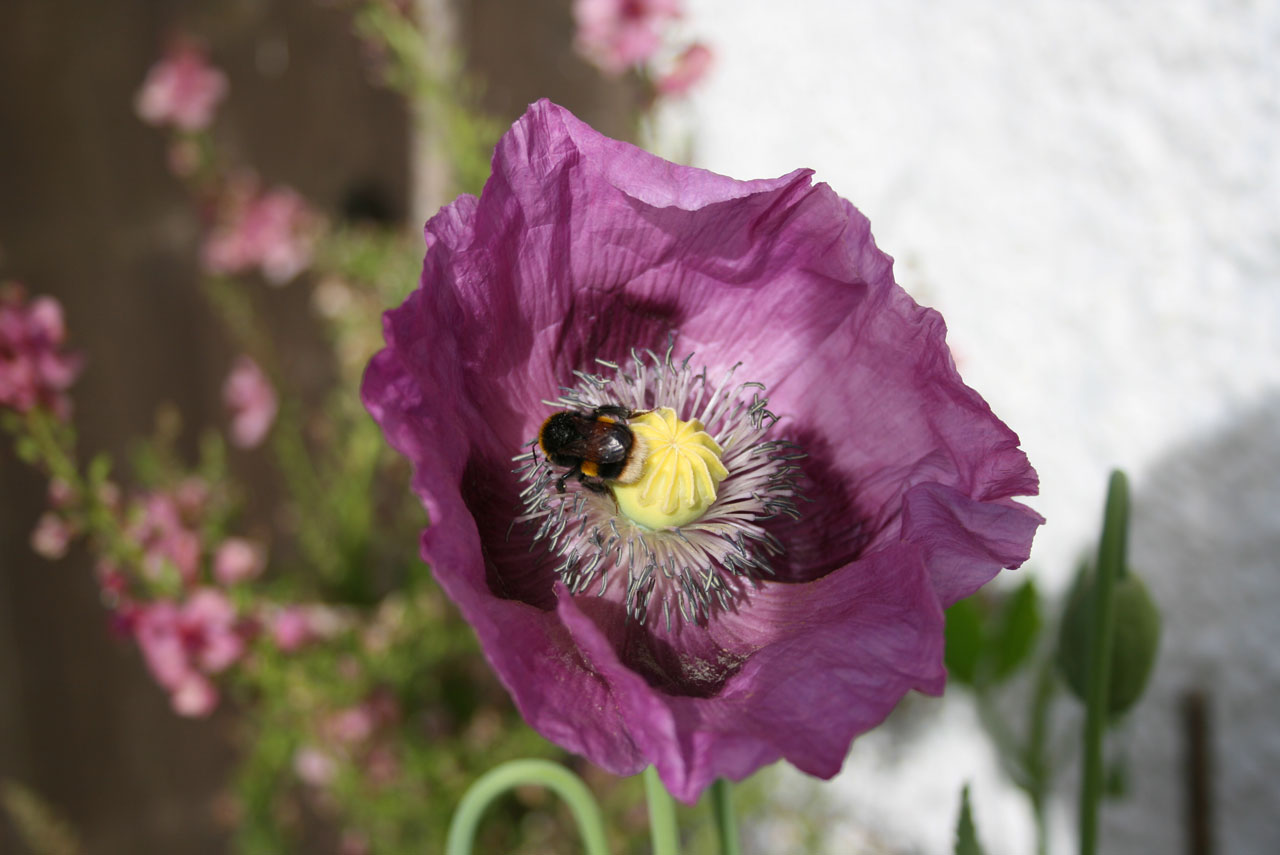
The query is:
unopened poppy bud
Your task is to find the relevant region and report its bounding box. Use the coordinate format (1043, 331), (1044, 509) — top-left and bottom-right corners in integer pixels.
(1057, 567), (1161, 716)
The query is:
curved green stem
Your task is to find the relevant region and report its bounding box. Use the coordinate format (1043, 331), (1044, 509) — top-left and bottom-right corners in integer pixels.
(1078, 470), (1128, 855)
(643, 766), (681, 855)
(444, 759), (610, 855)
(710, 779), (741, 855)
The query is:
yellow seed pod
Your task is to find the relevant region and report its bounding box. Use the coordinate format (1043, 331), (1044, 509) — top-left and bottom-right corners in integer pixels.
(612, 407), (728, 529)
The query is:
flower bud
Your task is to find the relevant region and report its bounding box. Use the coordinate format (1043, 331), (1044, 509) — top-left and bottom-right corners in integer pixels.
(1057, 566), (1161, 716)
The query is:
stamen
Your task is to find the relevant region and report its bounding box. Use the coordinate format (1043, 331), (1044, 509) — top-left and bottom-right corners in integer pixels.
(514, 339), (803, 627)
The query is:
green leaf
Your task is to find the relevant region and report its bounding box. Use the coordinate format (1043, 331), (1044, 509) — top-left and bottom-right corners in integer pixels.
(198, 429), (227, 482)
(1, 779), (81, 855)
(14, 435), (40, 464)
(945, 597), (985, 686)
(990, 579), (1043, 682)
(954, 785), (987, 855)
(86, 452), (112, 488)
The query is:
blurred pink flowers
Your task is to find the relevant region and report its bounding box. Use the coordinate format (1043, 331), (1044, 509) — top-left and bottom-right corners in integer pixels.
(130, 490), (203, 585)
(0, 285), (81, 418)
(135, 42), (228, 132)
(133, 589), (246, 717)
(293, 746), (338, 788)
(271, 607), (314, 652)
(223, 356), (278, 449)
(213, 537), (266, 585)
(573, 0), (682, 74)
(270, 604), (348, 652)
(30, 512), (73, 560)
(656, 42), (713, 96)
(203, 181), (316, 285)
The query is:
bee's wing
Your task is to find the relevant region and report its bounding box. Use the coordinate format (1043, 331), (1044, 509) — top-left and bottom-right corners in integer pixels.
(555, 435), (599, 457)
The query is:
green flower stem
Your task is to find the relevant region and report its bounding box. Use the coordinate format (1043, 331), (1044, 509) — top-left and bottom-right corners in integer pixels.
(444, 759), (610, 855)
(1078, 470), (1128, 855)
(643, 766), (681, 855)
(710, 779), (742, 855)
(1026, 659), (1057, 855)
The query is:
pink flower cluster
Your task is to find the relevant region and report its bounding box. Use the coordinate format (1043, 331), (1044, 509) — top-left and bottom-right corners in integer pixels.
(135, 41), (228, 132)
(294, 689), (402, 790)
(131, 588), (247, 716)
(106, 480), (271, 716)
(223, 356), (277, 448)
(572, 0), (712, 94)
(128, 484), (206, 585)
(0, 284), (81, 418)
(270, 604), (348, 652)
(574, 0), (682, 74)
(26, 466), (348, 718)
(655, 42), (713, 97)
(202, 179), (316, 285)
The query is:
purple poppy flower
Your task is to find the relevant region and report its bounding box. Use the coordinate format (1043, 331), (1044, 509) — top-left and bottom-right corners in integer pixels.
(362, 100), (1041, 803)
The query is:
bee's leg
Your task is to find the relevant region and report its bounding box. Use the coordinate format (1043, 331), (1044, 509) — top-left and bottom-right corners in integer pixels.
(555, 469), (574, 494)
(579, 476), (610, 495)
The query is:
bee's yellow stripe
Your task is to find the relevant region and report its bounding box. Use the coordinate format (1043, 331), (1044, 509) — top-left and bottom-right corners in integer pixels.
(580, 460), (599, 478)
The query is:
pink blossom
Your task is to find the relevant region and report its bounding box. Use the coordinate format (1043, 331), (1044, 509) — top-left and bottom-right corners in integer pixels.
(325, 705), (377, 745)
(202, 182), (316, 284)
(96, 560), (130, 602)
(30, 512), (72, 559)
(135, 42), (228, 132)
(293, 746), (338, 788)
(133, 589), (245, 717)
(0, 285), (81, 418)
(269, 604), (347, 652)
(213, 537), (265, 585)
(270, 606), (314, 652)
(656, 42), (713, 96)
(173, 476), (210, 517)
(324, 691), (399, 746)
(222, 356), (277, 449)
(130, 491), (202, 585)
(573, 0), (682, 74)
(170, 674), (219, 717)
(47, 478), (75, 508)
(183, 589), (246, 672)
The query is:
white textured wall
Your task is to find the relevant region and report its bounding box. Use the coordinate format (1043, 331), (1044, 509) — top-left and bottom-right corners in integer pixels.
(660, 1), (1280, 852)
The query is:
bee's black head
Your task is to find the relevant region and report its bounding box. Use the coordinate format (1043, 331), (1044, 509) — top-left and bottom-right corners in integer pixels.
(538, 411), (582, 457)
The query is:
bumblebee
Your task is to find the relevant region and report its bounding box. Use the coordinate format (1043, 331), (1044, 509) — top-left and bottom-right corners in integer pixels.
(538, 405), (648, 494)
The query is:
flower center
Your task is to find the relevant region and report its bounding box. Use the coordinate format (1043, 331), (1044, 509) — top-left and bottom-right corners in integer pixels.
(612, 408), (728, 529)
(512, 340), (804, 628)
